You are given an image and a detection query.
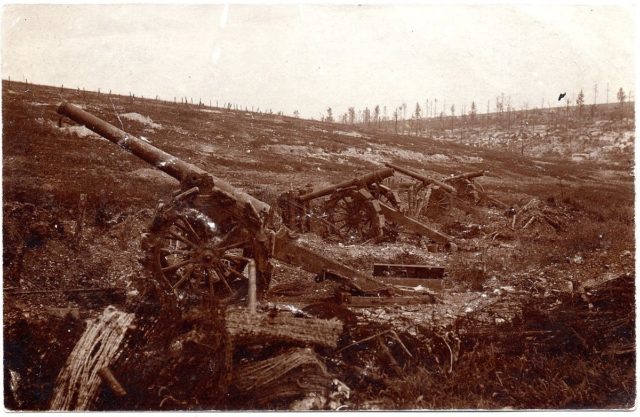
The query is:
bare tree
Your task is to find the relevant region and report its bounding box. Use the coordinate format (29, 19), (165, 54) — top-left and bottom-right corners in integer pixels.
(374, 105), (380, 127)
(326, 107), (334, 123)
(414, 102), (422, 135)
(576, 89), (585, 118)
(617, 87), (626, 119)
(348, 107), (356, 125)
(450, 104), (455, 131)
(495, 95), (503, 127)
(470, 101), (477, 125)
(363, 107), (371, 125)
(393, 108), (399, 134)
(617, 87), (626, 105)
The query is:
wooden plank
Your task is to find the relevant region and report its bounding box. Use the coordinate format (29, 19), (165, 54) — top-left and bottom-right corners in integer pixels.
(372, 263), (445, 279)
(378, 202), (453, 244)
(342, 295), (436, 307)
(375, 277), (443, 290)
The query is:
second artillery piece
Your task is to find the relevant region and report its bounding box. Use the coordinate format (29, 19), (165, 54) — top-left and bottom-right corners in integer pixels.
(385, 163), (486, 218)
(57, 102), (428, 307)
(278, 168), (456, 249)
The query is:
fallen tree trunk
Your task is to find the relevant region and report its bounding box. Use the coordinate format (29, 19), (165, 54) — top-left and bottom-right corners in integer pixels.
(226, 308), (343, 348)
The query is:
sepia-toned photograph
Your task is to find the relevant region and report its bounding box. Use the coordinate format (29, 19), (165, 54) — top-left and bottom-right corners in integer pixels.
(2, 3), (635, 411)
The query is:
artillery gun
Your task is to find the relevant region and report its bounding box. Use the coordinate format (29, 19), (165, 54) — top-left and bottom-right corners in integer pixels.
(278, 168), (400, 243)
(385, 163), (485, 218)
(57, 102), (410, 306)
(278, 167), (455, 248)
(442, 170), (486, 203)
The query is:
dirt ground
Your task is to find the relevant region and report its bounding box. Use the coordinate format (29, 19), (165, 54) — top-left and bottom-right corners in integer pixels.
(3, 81), (635, 410)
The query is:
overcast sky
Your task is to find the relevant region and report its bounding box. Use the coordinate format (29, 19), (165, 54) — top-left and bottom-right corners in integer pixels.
(2, 4), (635, 118)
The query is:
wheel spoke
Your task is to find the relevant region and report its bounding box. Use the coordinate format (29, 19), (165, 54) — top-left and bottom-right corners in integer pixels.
(160, 247), (192, 256)
(159, 273), (175, 291)
(221, 264), (246, 281)
(207, 269), (215, 298)
(218, 240), (249, 252)
(172, 264), (194, 291)
(223, 254), (251, 263)
(167, 231), (198, 249)
(162, 258), (194, 274)
(175, 217), (201, 242)
(181, 216), (202, 241)
(213, 265), (235, 294)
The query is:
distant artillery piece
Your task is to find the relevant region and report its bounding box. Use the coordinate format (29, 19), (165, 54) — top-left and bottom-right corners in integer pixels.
(278, 168), (399, 243)
(385, 163), (457, 218)
(443, 170), (486, 203)
(278, 168), (455, 249)
(385, 163), (487, 218)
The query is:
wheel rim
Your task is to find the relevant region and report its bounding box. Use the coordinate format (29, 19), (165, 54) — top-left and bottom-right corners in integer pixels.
(152, 209), (251, 302)
(324, 191), (382, 244)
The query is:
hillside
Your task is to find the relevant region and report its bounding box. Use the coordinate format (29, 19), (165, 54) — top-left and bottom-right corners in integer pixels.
(364, 101), (634, 162)
(3, 80), (635, 410)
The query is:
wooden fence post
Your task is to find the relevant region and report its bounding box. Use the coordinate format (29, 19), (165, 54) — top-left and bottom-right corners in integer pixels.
(73, 194), (87, 249)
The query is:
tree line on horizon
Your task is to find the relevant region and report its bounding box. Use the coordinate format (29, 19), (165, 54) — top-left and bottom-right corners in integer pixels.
(314, 86), (633, 135)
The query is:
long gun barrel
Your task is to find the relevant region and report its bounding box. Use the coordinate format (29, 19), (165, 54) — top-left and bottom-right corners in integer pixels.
(385, 163), (456, 194)
(57, 102), (271, 216)
(298, 167), (394, 202)
(444, 170), (485, 182)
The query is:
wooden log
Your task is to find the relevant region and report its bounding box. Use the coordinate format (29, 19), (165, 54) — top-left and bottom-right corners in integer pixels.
(336, 293), (437, 307)
(97, 367), (127, 397)
(225, 309), (343, 348)
(231, 348), (328, 393)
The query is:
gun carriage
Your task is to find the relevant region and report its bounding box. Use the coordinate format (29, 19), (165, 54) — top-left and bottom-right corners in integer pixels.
(385, 163), (485, 218)
(278, 167), (456, 248)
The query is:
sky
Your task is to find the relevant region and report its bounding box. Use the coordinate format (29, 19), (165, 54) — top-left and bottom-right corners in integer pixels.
(1, 4), (636, 118)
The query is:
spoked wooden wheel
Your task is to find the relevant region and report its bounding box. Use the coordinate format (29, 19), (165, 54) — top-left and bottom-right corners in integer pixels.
(323, 190), (384, 244)
(151, 208), (255, 304)
(423, 187), (452, 219)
